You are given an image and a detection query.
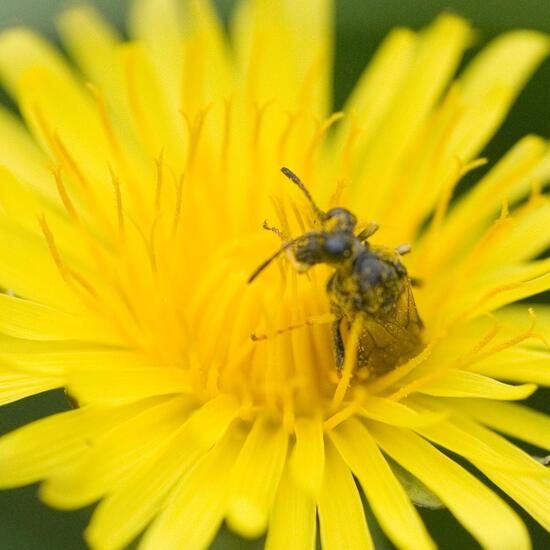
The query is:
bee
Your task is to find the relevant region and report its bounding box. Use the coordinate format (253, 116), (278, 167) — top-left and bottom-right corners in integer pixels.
(248, 167), (424, 376)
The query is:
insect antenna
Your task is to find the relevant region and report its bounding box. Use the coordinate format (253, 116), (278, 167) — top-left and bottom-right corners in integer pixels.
(248, 236), (303, 283)
(281, 167), (324, 221)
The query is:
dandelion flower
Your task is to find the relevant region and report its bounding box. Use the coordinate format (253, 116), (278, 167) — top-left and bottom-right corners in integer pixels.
(0, 1), (549, 549)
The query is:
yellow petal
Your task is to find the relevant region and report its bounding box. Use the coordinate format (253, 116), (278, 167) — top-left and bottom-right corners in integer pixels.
(453, 257), (550, 315)
(0, 372), (61, 406)
(41, 396), (196, 509)
(0, 106), (53, 199)
(0, 30), (126, 208)
(0, 28), (73, 95)
(386, 28), (549, 237)
(334, 27), (417, 165)
(67, 365), (196, 405)
(226, 416), (289, 538)
(474, 347), (550, 386)
(0, 293), (113, 343)
(353, 14), (472, 217)
(265, 460), (316, 550)
(117, 41), (186, 170)
(486, 469), (550, 533)
(419, 135), (548, 275)
(231, 0), (329, 115)
(317, 439), (373, 550)
(140, 423), (246, 550)
(0, 401), (146, 487)
(482, 273), (550, 317)
(181, 0), (233, 115)
(289, 416), (324, 497)
(280, 0), (332, 116)
(444, 398), (550, 451)
(57, 6), (121, 97)
(475, 197), (550, 271)
(416, 368), (537, 400)
(129, 0), (184, 110)
(493, 304), (550, 338)
(370, 422), (530, 550)
(448, 31), (550, 162)
(452, 416), (550, 532)
(410, 396), (547, 474)
(458, 30), (550, 160)
(0, 214), (80, 309)
(86, 395), (239, 550)
(0, 166), (93, 268)
(0, 348), (148, 377)
(330, 418), (435, 550)
(358, 394), (444, 428)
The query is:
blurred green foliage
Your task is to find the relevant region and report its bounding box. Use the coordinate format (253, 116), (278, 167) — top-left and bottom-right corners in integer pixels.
(0, 1), (548, 549)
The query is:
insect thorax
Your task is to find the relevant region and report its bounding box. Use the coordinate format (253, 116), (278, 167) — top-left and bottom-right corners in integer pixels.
(327, 245), (407, 316)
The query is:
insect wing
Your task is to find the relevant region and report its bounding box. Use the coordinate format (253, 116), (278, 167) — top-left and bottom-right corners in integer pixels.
(356, 282), (423, 375)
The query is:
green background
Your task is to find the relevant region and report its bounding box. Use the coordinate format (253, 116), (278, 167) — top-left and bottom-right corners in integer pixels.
(0, 1), (549, 549)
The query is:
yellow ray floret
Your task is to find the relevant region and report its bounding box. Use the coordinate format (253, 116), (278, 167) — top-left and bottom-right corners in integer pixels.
(0, 1), (548, 549)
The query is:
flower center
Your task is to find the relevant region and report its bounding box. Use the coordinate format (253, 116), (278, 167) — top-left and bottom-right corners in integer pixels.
(185, 237), (336, 416)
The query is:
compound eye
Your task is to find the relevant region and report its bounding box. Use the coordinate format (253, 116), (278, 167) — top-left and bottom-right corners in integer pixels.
(324, 235), (351, 258)
(325, 207), (348, 219)
(324, 208), (357, 231)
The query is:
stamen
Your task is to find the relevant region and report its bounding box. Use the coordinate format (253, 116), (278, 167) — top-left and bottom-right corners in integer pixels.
(455, 278), (533, 325)
(38, 216), (98, 304)
(429, 156), (487, 236)
(305, 112), (345, 169)
(108, 166), (125, 237)
(148, 215), (161, 276)
(155, 150), (165, 211)
(32, 105), (113, 230)
(52, 133), (90, 191)
(387, 317), (508, 401)
(182, 104), (212, 175)
(262, 295), (285, 411)
(324, 403), (359, 431)
(270, 195), (293, 250)
(328, 177), (347, 208)
(52, 166), (79, 221)
(38, 215), (70, 282)
(474, 309), (543, 363)
(172, 172), (185, 235)
(88, 83), (138, 196)
(331, 316), (362, 412)
(428, 200), (514, 318)
(277, 111), (299, 164)
(87, 84), (122, 157)
(220, 97), (233, 175)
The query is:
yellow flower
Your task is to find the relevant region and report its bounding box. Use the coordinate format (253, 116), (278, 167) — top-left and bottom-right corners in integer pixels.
(0, 1), (549, 549)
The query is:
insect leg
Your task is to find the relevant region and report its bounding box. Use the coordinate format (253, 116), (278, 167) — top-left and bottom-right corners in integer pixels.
(395, 243), (412, 255)
(357, 221), (379, 242)
(409, 277), (424, 287)
(262, 220), (286, 240)
(251, 313), (334, 341)
(332, 317), (345, 370)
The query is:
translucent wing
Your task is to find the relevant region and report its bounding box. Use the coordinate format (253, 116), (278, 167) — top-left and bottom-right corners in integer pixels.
(354, 282), (424, 375)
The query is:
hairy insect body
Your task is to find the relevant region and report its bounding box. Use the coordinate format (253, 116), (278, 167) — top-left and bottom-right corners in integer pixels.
(327, 244), (423, 374)
(329, 245), (405, 315)
(249, 168), (424, 376)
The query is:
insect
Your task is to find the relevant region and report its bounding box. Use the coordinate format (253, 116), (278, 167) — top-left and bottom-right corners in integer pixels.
(248, 167), (424, 376)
